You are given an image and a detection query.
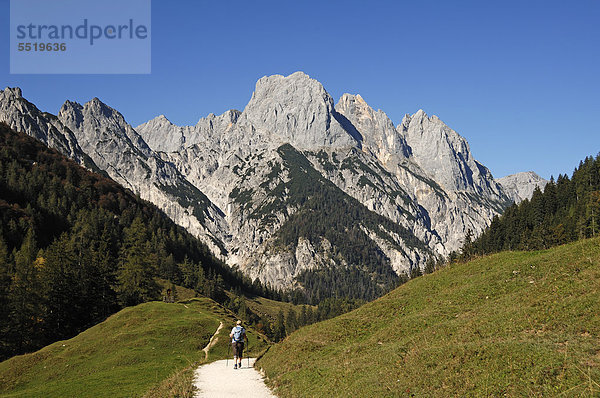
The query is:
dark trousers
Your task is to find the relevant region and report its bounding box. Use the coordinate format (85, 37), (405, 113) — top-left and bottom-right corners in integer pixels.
(232, 341), (244, 358)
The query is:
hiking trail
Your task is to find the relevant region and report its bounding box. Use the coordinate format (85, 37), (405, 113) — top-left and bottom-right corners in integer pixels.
(201, 321), (223, 360)
(194, 322), (275, 397)
(193, 358), (276, 398)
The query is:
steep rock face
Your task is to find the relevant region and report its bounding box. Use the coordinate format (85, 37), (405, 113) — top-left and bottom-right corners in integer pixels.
(336, 93), (411, 162)
(57, 98), (229, 256)
(396, 110), (511, 251)
(334, 96), (510, 254)
(135, 110), (241, 153)
(0, 87), (97, 170)
(238, 72), (358, 150)
(400, 110), (504, 197)
(134, 115), (184, 153)
(498, 171), (548, 203)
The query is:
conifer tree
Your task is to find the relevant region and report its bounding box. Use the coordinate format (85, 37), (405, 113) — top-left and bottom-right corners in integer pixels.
(94, 222), (118, 317)
(274, 309), (286, 341)
(8, 228), (40, 353)
(168, 281), (178, 302)
(0, 235), (10, 358)
(0, 235), (8, 302)
(306, 305), (314, 325)
(285, 308), (297, 335)
(410, 265), (423, 279)
(117, 217), (160, 306)
(298, 305), (307, 327)
(586, 191), (600, 237)
(40, 234), (79, 340)
(424, 257), (436, 274)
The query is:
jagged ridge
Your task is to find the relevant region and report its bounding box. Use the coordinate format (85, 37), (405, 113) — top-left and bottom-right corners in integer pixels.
(0, 74), (543, 298)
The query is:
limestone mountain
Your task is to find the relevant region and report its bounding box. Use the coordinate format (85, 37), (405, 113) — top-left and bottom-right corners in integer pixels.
(334, 93), (510, 254)
(497, 171), (548, 203)
(0, 87), (97, 171)
(135, 110), (241, 153)
(137, 72), (513, 293)
(0, 87), (226, 258)
(0, 73), (537, 299)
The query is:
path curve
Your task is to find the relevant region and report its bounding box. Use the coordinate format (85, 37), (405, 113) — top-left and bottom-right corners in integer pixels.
(193, 358), (276, 398)
(202, 321), (223, 360)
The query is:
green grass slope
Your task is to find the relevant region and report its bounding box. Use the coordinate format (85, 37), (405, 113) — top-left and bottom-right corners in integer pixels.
(258, 238), (600, 397)
(0, 297), (268, 398)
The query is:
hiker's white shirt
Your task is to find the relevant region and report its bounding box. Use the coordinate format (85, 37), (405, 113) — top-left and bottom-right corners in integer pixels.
(230, 326), (246, 343)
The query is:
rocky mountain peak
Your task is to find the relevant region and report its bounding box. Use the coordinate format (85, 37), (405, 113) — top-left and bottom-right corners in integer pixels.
(240, 72), (357, 150)
(399, 109), (504, 197)
(2, 87), (23, 99)
(497, 171), (548, 203)
(144, 114), (173, 127)
(136, 108), (243, 153)
(401, 109), (430, 126)
(60, 96), (153, 160)
(337, 93), (373, 117)
(135, 115), (184, 152)
(150, 115), (173, 124)
(85, 97), (121, 120)
(58, 100), (84, 130)
(60, 99), (83, 111)
(335, 93), (411, 161)
(206, 109), (241, 124)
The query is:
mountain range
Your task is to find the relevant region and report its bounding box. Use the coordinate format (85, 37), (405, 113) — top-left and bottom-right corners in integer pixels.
(0, 72), (547, 298)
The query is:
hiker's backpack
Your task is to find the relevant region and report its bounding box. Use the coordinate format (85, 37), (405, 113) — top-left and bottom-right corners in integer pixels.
(233, 326), (244, 342)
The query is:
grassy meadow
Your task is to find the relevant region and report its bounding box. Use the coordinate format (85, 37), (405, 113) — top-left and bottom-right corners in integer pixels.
(0, 297), (268, 397)
(258, 238), (600, 397)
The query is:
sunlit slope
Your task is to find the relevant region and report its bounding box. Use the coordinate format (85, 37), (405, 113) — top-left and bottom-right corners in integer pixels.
(258, 238), (600, 397)
(0, 298), (268, 398)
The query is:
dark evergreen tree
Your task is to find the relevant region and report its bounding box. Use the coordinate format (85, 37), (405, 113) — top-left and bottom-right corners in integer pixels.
(274, 310), (286, 341)
(410, 266), (422, 279)
(8, 228), (40, 354)
(306, 305), (315, 325)
(298, 305), (307, 327)
(0, 235), (10, 358)
(117, 217), (160, 306)
(39, 234), (81, 341)
(285, 308), (298, 335)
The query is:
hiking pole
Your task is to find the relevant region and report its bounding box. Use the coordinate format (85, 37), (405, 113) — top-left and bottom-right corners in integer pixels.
(247, 336), (250, 368)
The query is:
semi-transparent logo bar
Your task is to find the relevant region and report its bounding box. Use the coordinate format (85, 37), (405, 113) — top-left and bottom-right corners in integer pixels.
(10, 0), (151, 74)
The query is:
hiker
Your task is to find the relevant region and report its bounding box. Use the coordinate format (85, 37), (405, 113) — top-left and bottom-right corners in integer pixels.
(229, 320), (248, 369)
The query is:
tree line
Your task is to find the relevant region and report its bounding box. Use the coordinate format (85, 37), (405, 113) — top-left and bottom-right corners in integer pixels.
(458, 154), (600, 259)
(225, 288), (364, 342)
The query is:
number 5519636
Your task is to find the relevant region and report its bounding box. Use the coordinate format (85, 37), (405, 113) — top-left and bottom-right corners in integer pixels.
(17, 42), (66, 51)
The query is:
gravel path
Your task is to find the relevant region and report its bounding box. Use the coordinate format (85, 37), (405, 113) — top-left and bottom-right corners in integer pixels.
(193, 358), (276, 398)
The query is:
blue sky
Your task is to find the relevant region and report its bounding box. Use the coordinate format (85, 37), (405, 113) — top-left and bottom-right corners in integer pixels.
(1, 0), (599, 179)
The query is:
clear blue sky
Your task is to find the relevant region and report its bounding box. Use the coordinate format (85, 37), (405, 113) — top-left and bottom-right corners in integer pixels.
(1, 0), (599, 179)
